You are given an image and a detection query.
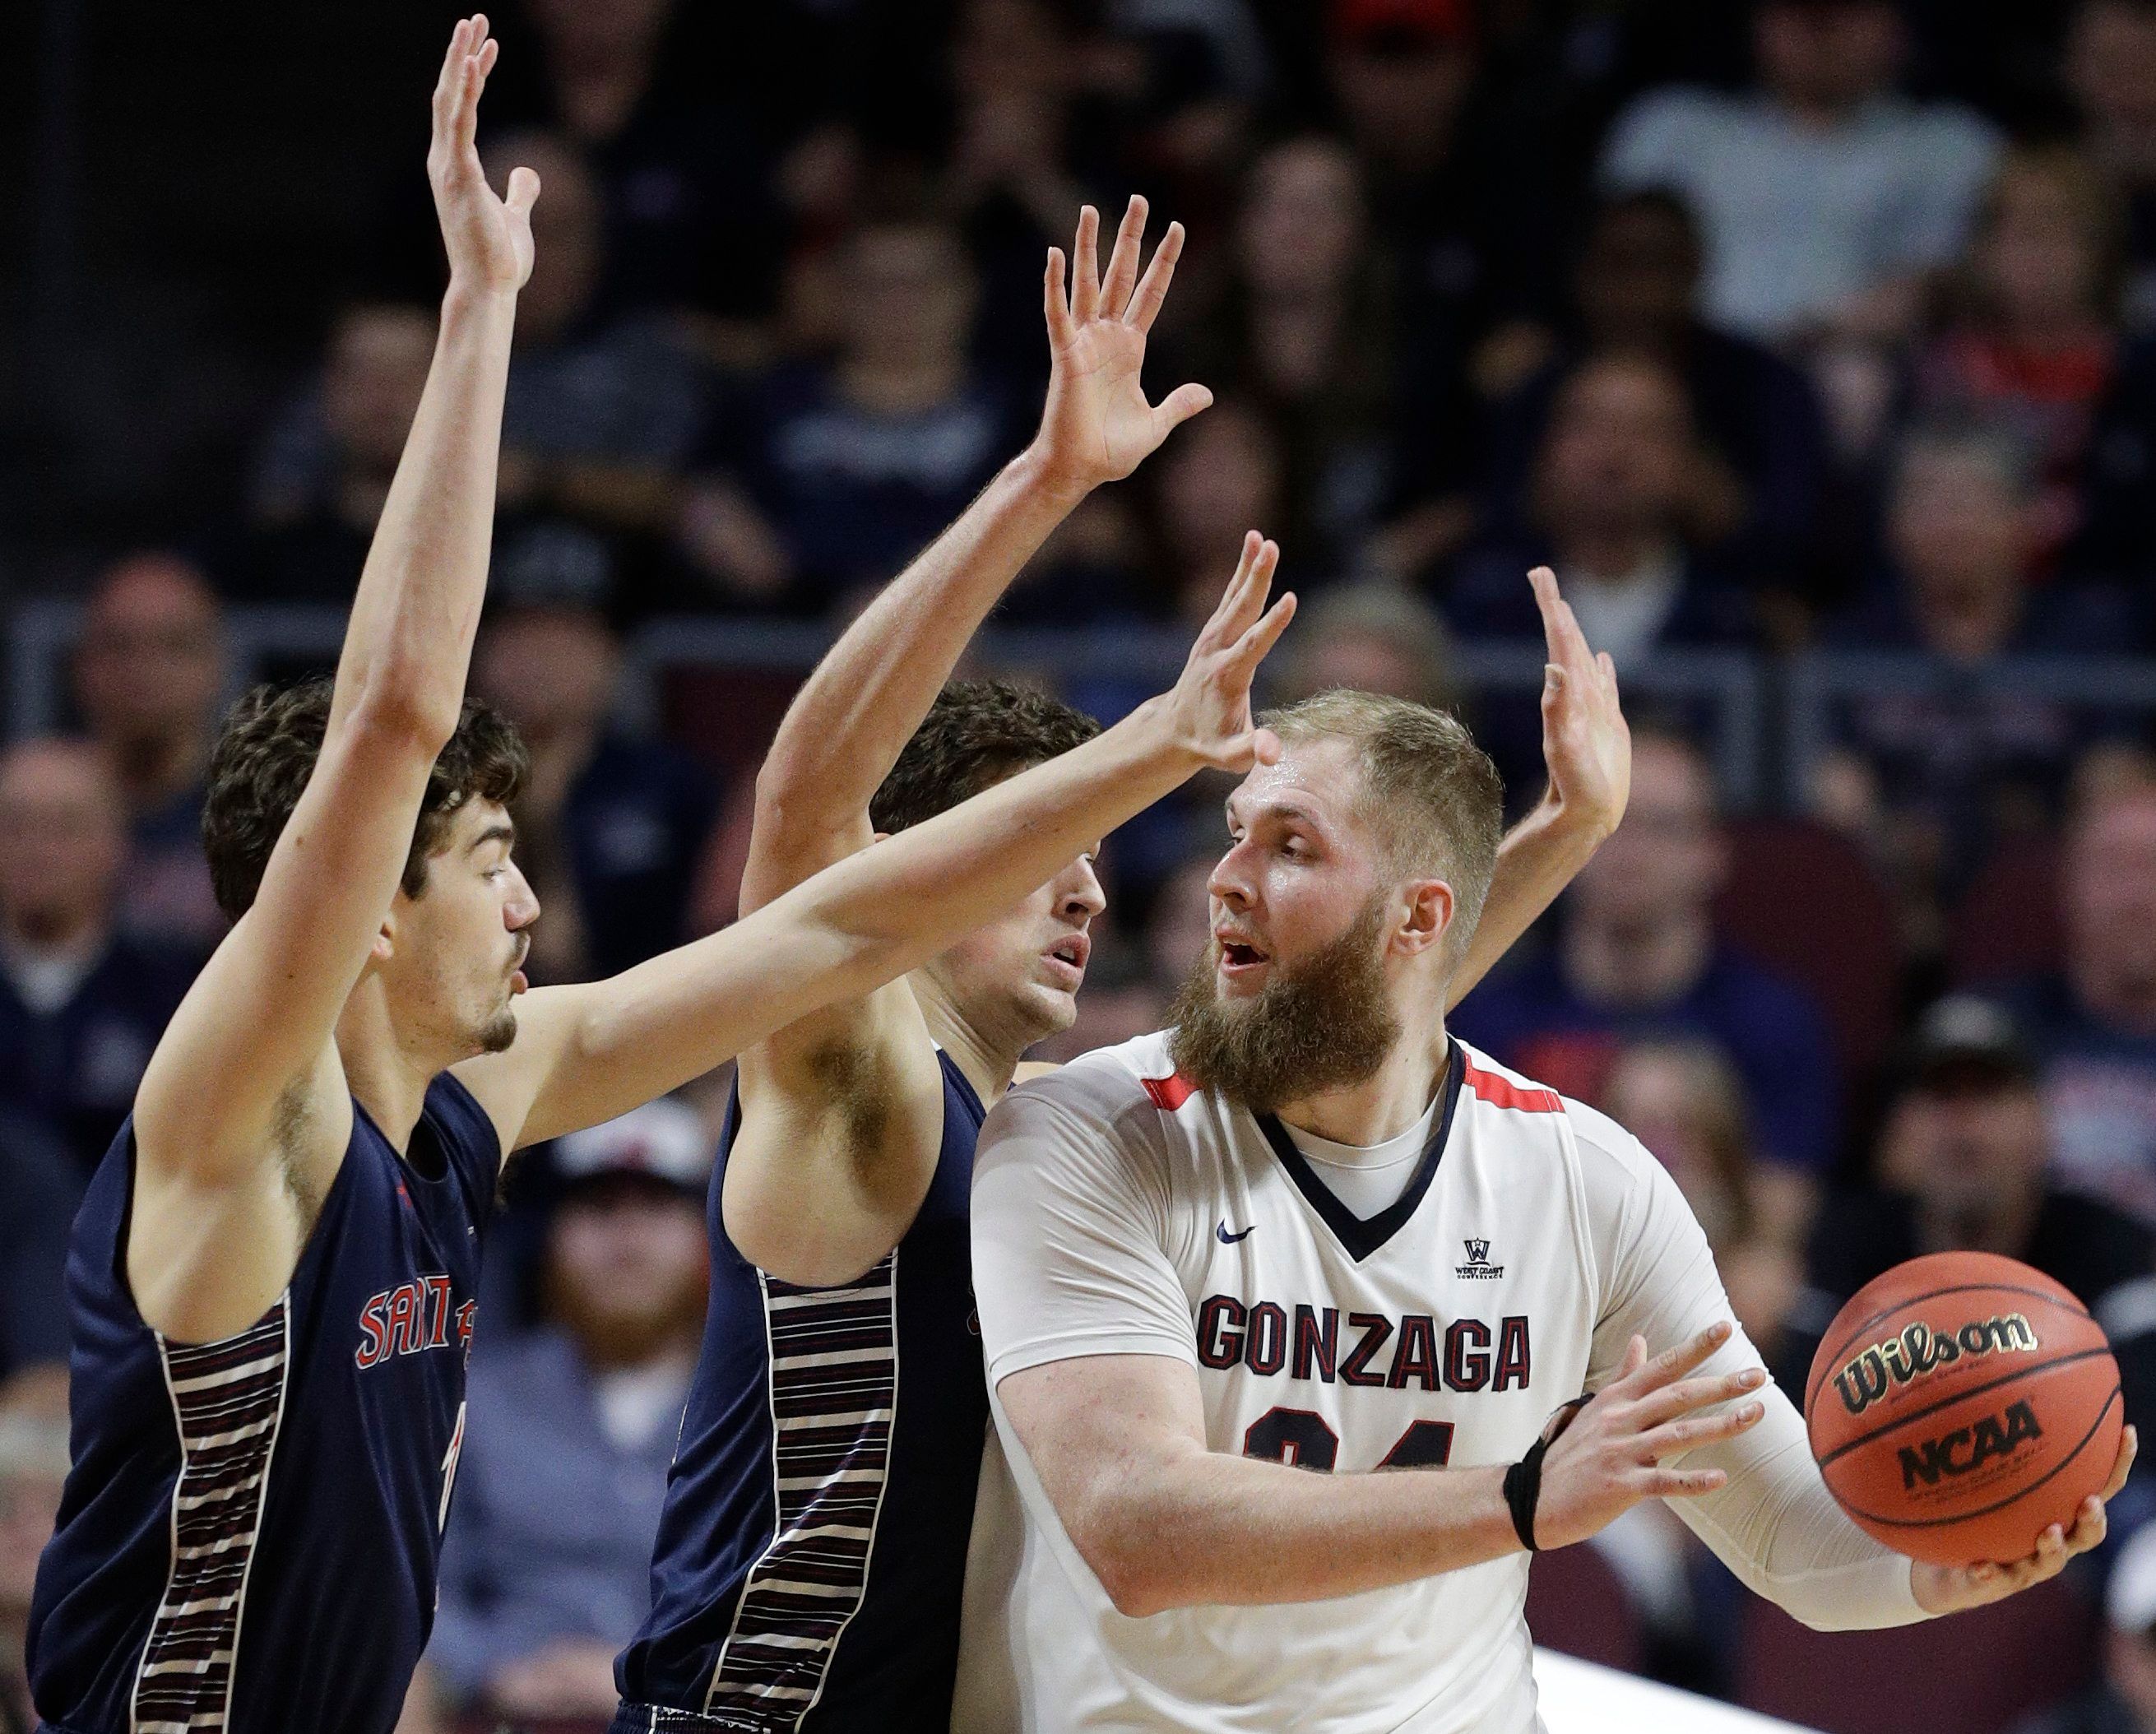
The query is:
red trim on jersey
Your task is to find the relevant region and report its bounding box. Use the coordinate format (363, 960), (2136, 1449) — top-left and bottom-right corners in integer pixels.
(1143, 1072), (1197, 1111)
(1461, 1057), (1561, 1114)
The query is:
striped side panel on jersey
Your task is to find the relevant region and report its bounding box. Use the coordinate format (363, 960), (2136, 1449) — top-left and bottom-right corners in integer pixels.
(132, 1300), (291, 1734)
(704, 1253), (900, 1729)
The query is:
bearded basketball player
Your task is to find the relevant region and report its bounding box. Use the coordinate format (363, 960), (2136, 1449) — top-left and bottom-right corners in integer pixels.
(959, 688), (2137, 1732)
(20, 30), (1301, 1734)
(614, 197), (1634, 1734)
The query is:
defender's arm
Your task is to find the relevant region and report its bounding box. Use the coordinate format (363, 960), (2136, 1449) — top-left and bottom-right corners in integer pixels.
(130, 20), (534, 1337)
(1448, 568), (1629, 1010)
(455, 540), (1293, 1152)
(726, 199), (1207, 1282)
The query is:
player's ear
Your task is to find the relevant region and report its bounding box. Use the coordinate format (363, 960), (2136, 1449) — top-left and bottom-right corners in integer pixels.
(370, 913), (397, 967)
(1395, 878), (1455, 957)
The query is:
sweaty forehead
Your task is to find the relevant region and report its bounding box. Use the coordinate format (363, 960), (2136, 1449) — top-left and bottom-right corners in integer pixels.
(1228, 739), (1368, 830)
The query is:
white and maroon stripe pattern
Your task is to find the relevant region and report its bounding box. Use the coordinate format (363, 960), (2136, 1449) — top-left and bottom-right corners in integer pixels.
(132, 1301), (290, 1734)
(703, 1253), (899, 1729)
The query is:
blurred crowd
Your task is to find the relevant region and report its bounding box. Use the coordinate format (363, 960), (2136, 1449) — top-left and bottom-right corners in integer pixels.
(15, 0), (2156, 1730)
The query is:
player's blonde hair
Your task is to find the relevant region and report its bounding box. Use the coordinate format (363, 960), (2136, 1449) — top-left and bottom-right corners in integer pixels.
(1261, 690), (1505, 954)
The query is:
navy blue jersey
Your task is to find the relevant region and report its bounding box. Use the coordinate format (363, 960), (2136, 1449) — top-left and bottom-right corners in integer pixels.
(27, 1073), (499, 1734)
(616, 1052), (988, 1733)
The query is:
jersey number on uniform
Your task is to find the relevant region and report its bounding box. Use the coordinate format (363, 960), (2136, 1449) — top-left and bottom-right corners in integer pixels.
(1243, 1409), (1456, 1471)
(438, 1400), (468, 1532)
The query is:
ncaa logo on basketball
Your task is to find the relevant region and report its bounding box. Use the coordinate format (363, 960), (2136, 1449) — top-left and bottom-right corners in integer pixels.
(1454, 1238), (1505, 1280)
(1897, 1399), (2044, 1490)
(1833, 1313), (2038, 1417)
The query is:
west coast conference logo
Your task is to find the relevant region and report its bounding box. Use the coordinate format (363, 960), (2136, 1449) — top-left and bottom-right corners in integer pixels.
(1832, 1314), (2038, 1417)
(1454, 1238), (1505, 1281)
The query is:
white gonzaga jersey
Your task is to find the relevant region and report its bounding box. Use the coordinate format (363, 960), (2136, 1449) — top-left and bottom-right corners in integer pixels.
(955, 1030), (1924, 1734)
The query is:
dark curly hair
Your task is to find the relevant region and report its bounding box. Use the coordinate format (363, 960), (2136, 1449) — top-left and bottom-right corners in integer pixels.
(202, 676), (529, 920)
(869, 679), (1099, 835)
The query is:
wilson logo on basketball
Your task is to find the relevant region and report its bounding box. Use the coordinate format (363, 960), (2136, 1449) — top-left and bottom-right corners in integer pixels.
(1833, 1314), (2039, 1417)
(1896, 1399), (2044, 1490)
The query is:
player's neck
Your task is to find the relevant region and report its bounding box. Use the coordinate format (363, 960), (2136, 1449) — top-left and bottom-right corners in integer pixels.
(335, 985), (452, 1153)
(1274, 1015), (1452, 1148)
(915, 986), (1024, 1108)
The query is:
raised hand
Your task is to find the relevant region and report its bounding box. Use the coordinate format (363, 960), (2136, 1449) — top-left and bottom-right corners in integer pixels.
(1157, 531), (1296, 771)
(1030, 197), (1212, 502)
(1531, 566), (1630, 845)
(1532, 1322), (1768, 1551)
(1911, 1426), (2138, 1614)
(428, 16), (539, 294)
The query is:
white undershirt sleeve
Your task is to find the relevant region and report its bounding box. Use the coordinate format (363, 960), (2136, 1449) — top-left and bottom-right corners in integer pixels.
(971, 1067), (1197, 1388)
(1573, 1101), (1931, 1631)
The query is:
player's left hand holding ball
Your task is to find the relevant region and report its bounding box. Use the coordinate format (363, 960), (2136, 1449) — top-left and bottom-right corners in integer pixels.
(429, 15), (540, 294)
(1908, 1428), (2135, 1614)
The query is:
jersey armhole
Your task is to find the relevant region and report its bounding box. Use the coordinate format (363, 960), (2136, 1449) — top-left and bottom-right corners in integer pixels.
(424, 1072), (507, 1217)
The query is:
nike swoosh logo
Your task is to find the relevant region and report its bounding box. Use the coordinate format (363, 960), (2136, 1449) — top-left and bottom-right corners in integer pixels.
(1217, 1221), (1256, 1244)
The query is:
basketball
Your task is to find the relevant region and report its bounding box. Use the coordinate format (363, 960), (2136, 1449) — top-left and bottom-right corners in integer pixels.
(1805, 1252), (2124, 1568)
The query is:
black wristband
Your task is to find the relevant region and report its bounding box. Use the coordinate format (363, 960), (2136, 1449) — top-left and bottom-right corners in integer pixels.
(1502, 1448), (1546, 1551)
(1505, 1394), (1594, 1552)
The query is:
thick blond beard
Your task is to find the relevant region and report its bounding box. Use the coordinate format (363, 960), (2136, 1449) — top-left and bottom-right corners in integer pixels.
(1166, 895), (1401, 1114)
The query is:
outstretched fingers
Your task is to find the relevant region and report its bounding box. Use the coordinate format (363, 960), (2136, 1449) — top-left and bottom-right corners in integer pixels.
(1229, 591), (1296, 682)
(1639, 1398), (1766, 1462)
(1071, 205), (1101, 323)
(1126, 219), (1185, 332)
(1099, 196), (1148, 322)
(1199, 531), (1266, 648)
(1652, 1463), (1732, 1499)
(1620, 1321), (1736, 1397)
(1632, 1364), (1766, 1431)
(1044, 247), (1073, 346)
(435, 16), (494, 165)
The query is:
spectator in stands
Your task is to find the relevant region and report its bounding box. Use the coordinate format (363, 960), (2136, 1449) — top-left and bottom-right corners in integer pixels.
(1176, 136), (1401, 568)
(477, 130), (712, 552)
(1791, 996), (2156, 1433)
(2068, 0), (2156, 335)
(1273, 581), (1459, 712)
(470, 597), (721, 985)
(2005, 779), (2156, 1224)
(1445, 353), (1759, 667)
(1811, 423), (2136, 948)
(0, 1109), (82, 1388)
(70, 554), (227, 957)
(0, 1390), (70, 1734)
(698, 216), (1016, 613)
(1451, 728), (1842, 1173)
(241, 299), (436, 604)
(0, 741), (197, 1173)
(2019, 1518), (2156, 1734)
(1601, 0), (2000, 345)
(431, 1099), (712, 1722)
(1917, 148), (2122, 573)
(1600, 1041), (1805, 1355)
(944, 0), (1098, 383)
(1152, 397), (1289, 626)
(1324, 0), (1561, 354)
(1469, 191), (1834, 607)
(507, 0), (784, 342)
